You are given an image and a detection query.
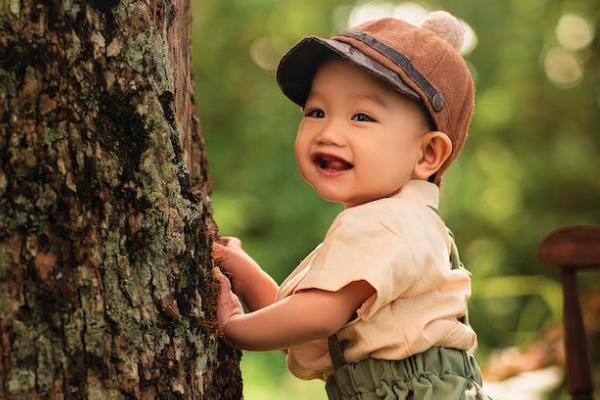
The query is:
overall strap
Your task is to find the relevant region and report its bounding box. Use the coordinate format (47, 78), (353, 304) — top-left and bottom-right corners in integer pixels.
(328, 333), (347, 370)
(427, 205), (472, 326)
(446, 227), (472, 326)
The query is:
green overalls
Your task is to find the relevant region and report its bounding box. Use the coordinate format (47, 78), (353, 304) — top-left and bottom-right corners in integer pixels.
(325, 207), (493, 400)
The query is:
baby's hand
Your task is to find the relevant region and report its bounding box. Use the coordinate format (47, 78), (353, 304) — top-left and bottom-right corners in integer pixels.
(212, 236), (280, 313)
(212, 236), (262, 295)
(213, 267), (244, 343)
(212, 236), (247, 265)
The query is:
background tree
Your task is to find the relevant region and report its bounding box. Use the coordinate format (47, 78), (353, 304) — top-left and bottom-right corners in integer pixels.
(0, 0), (241, 398)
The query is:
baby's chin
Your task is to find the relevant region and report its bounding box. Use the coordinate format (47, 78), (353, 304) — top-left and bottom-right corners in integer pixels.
(309, 185), (349, 204)
(299, 168), (373, 206)
(313, 187), (368, 208)
(317, 185), (400, 207)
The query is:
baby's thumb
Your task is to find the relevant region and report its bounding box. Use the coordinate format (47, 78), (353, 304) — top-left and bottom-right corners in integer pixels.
(220, 236), (242, 248)
(212, 242), (229, 260)
(213, 267), (231, 288)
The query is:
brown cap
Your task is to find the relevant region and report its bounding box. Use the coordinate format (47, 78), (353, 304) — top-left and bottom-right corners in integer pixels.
(276, 11), (475, 186)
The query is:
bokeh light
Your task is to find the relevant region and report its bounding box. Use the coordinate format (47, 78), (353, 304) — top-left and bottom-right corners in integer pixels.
(555, 13), (594, 51)
(347, 1), (477, 55)
(347, 1), (396, 26)
(250, 36), (290, 71)
(544, 47), (583, 88)
(392, 2), (429, 25)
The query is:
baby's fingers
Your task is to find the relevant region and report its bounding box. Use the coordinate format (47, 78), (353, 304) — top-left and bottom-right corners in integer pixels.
(213, 267), (231, 290)
(213, 267), (244, 337)
(212, 242), (227, 259)
(212, 237), (243, 262)
(219, 236), (242, 249)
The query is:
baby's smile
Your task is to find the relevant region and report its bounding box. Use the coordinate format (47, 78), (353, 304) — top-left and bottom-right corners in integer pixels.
(311, 150), (353, 177)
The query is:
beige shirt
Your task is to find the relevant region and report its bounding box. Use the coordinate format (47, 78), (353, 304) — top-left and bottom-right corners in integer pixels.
(275, 178), (477, 381)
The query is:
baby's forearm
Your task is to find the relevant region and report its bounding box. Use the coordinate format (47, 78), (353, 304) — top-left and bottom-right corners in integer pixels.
(223, 290), (337, 351)
(236, 266), (279, 312)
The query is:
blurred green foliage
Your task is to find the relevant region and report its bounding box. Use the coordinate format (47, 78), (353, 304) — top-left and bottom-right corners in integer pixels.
(191, 0), (599, 398)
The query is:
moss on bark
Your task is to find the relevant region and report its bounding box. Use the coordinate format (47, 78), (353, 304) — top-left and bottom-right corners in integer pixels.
(0, 0), (242, 398)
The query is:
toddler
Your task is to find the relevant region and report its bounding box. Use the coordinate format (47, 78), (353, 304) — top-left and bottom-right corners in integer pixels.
(213, 10), (493, 399)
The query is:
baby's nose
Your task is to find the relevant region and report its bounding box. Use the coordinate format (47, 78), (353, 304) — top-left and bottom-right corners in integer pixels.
(316, 125), (346, 146)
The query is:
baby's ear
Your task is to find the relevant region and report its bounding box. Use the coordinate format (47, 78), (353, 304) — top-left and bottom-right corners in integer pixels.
(413, 131), (453, 180)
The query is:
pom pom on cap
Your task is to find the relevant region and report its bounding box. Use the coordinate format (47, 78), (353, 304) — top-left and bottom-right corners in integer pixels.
(421, 10), (464, 51)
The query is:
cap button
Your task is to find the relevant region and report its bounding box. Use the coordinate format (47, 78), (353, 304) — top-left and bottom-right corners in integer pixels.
(432, 93), (445, 112)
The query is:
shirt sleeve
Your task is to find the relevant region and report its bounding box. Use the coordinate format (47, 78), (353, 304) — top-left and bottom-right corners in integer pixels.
(292, 203), (421, 321)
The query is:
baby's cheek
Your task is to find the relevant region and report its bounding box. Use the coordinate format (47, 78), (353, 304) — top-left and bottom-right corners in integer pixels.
(294, 133), (307, 160)
(357, 157), (384, 188)
(293, 140), (306, 168)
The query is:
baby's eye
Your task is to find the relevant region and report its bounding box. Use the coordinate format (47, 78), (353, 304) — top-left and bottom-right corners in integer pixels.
(304, 108), (325, 118)
(351, 113), (375, 122)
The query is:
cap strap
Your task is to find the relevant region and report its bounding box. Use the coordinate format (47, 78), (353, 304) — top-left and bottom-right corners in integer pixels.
(340, 31), (445, 112)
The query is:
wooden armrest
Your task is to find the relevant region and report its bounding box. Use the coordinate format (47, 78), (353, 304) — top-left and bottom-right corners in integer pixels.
(538, 225), (600, 270)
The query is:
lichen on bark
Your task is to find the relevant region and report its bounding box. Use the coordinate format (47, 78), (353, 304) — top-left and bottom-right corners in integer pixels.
(0, 0), (242, 398)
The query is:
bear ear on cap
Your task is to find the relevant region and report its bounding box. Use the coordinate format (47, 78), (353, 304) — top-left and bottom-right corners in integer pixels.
(420, 10), (464, 52)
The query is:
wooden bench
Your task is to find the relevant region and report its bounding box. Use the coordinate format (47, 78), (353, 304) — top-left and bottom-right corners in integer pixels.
(538, 225), (599, 400)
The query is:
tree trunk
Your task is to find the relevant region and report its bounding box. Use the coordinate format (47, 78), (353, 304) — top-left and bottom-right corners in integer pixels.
(0, 1), (242, 398)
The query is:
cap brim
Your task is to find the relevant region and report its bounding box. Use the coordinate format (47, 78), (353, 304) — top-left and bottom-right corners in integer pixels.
(276, 36), (421, 108)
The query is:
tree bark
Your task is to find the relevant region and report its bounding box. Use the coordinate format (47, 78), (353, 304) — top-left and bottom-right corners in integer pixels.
(0, 0), (242, 398)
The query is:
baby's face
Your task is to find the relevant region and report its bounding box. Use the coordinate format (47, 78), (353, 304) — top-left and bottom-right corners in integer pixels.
(295, 57), (430, 208)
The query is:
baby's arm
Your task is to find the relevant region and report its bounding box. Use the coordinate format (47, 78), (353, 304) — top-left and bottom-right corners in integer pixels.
(215, 271), (375, 351)
(213, 237), (279, 312)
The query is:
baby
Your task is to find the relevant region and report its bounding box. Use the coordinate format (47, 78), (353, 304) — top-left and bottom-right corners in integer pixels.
(213, 10), (492, 399)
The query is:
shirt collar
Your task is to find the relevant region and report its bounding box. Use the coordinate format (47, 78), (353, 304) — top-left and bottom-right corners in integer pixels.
(388, 178), (440, 209)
